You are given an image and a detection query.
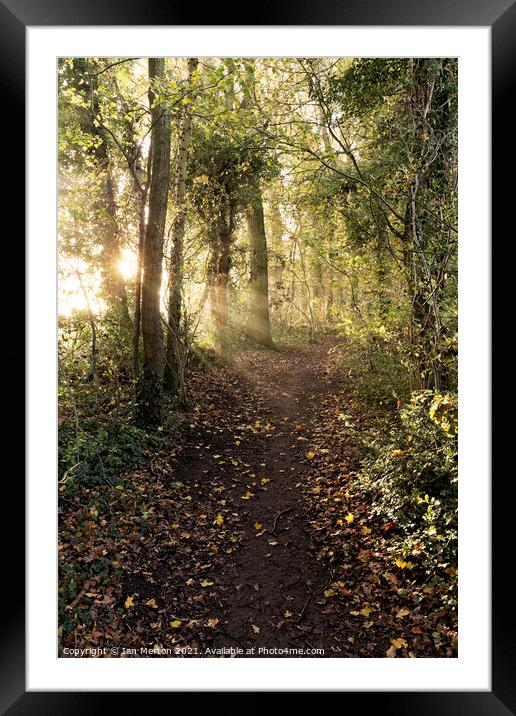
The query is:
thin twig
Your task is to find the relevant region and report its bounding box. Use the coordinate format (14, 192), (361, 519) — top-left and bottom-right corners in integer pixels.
(270, 507), (293, 534)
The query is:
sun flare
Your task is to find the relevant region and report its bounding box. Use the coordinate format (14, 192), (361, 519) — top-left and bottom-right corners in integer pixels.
(117, 248), (138, 280)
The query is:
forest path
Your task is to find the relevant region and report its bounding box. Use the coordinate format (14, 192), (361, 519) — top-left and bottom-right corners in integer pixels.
(121, 337), (362, 657)
(206, 340), (341, 656)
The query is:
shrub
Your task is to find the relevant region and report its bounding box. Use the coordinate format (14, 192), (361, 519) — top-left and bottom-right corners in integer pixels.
(354, 390), (458, 605)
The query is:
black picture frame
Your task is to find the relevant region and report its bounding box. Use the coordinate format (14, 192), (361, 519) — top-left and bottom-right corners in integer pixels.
(6, 0), (508, 710)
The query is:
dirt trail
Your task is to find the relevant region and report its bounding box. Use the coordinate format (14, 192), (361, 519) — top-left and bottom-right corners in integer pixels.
(202, 341), (342, 656)
(119, 338), (354, 657)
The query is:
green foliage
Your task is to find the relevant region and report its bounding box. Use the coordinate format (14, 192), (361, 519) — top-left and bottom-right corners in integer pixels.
(333, 340), (413, 406)
(353, 390), (458, 605)
(328, 59), (411, 117)
(59, 409), (153, 488)
(58, 313), (165, 488)
(189, 126), (278, 218)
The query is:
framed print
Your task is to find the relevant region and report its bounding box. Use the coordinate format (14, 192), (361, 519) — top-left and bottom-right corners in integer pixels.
(5, 0), (510, 709)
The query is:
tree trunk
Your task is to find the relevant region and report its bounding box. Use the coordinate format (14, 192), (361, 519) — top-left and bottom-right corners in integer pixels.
(131, 131), (153, 377)
(246, 189), (274, 347)
(96, 169), (132, 335)
(136, 58), (171, 427)
(165, 57), (198, 397)
(208, 199), (233, 357)
(132, 184), (147, 376)
(403, 59), (448, 391)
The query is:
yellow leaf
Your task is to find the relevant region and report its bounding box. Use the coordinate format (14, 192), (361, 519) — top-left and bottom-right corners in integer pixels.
(251, 624), (260, 633)
(254, 522), (263, 530)
(57, 626), (63, 638)
(395, 559), (409, 569)
(396, 608), (410, 619)
(229, 535), (238, 543)
(260, 478), (270, 485)
(391, 638), (408, 650)
(284, 610), (293, 618)
(344, 491), (352, 499)
(324, 589), (335, 598)
(214, 514), (224, 526)
(200, 579), (214, 587)
(145, 598), (158, 609)
(392, 449), (405, 457)
(124, 596), (135, 609)
(360, 606), (372, 617)
(171, 523), (179, 529)
(306, 451), (316, 460)
(345, 513), (354, 524)
(169, 620), (182, 628)
(361, 525), (372, 535)
(241, 491), (254, 500)
(185, 578), (194, 585)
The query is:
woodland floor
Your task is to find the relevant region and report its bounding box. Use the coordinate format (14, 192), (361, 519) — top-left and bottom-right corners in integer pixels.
(59, 338), (456, 658)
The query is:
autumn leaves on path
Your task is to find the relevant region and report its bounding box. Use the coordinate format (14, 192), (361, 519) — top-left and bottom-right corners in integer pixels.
(207, 345), (339, 656)
(62, 340), (452, 658)
(116, 340), (356, 657)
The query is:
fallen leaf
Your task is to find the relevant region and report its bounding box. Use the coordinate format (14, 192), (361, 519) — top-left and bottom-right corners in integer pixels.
(391, 638), (408, 650)
(169, 620), (182, 628)
(124, 596), (135, 609)
(145, 598), (158, 609)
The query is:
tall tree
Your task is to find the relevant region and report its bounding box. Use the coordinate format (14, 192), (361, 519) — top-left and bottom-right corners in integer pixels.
(246, 187), (274, 347)
(240, 61), (274, 348)
(136, 58), (171, 426)
(65, 59), (132, 336)
(165, 57), (198, 398)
